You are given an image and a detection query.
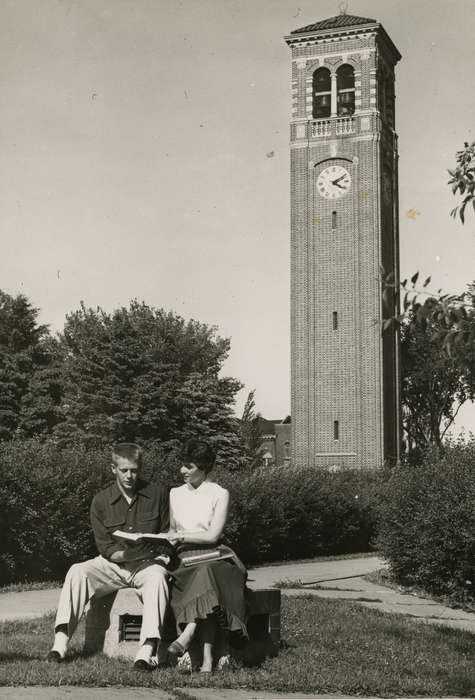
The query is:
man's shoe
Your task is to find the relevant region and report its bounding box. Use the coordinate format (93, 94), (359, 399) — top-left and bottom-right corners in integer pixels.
(46, 650), (64, 663)
(134, 642), (158, 672)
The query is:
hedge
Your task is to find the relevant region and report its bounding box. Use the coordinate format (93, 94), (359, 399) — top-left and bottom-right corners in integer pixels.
(377, 441), (475, 603)
(0, 440), (380, 583)
(218, 464), (380, 565)
(0, 440), (109, 583)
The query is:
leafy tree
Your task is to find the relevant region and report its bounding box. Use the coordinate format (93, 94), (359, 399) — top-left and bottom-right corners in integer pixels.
(381, 143), (475, 454)
(401, 301), (475, 459)
(0, 291), (53, 440)
(53, 300), (242, 465)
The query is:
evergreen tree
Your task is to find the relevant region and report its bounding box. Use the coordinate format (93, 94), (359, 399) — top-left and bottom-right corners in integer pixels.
(0, 291), (52, 440)
(238, 390), (263, 468)
(18, 336), (64, 438)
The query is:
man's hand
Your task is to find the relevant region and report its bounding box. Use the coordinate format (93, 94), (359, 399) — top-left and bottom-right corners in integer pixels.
(124, 542), (159, 562)
(109, 550), (126, 564)
(163, 530), (181, 546)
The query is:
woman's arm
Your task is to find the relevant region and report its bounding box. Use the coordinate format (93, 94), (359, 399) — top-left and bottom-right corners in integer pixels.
(173, 490), (230, 546)
(169, 505), (177, 532)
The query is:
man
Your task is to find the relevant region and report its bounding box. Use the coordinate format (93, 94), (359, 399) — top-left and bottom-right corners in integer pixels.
(48, 442), (170, 670)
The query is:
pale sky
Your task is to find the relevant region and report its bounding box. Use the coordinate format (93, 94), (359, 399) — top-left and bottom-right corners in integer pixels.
(1, 0), (475, 429)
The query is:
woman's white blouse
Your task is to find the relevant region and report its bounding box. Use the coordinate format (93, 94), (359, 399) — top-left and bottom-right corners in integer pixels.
(170, 480), (228, 532)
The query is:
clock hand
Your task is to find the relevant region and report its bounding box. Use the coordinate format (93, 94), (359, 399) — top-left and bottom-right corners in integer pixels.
(331, 175), (347, 186)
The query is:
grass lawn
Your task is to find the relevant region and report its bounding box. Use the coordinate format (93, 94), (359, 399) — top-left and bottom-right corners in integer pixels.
(0, 595), (473, 697)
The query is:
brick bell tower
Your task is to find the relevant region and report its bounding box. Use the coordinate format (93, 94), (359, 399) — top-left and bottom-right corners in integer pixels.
(285, 14), (401, 469)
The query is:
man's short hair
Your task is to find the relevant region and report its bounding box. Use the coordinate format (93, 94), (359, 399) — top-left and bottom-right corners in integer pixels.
(181, 438), (216, 474)
(111, 443), (143, 468)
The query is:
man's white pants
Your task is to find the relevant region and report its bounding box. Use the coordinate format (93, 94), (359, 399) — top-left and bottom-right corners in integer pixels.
(54, 556), (169, 645)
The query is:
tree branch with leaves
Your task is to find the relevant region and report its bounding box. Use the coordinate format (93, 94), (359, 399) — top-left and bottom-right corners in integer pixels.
(448, 141), (475, 223)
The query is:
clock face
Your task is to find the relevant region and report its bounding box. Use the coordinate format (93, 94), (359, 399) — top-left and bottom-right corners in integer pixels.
(317, 165), (352, 199)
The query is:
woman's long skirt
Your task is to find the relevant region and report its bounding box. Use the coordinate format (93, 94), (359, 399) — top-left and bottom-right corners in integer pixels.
(170, 558), (248, 637)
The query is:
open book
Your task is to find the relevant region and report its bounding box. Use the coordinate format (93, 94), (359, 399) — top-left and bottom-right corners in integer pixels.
(113, 530), (172, 543)
(113, 531), (235, 569)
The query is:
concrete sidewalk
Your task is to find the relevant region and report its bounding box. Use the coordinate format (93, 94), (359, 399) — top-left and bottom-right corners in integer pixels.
(248, 555), (475, 634)
(0, 555), (474, 634)
(0, 687), (352, 700)
(0, 687), (471, 700)
(0, 588), (60, 622)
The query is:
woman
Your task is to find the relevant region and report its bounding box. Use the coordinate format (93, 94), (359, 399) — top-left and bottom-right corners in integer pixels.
(166, 438), (247, 673)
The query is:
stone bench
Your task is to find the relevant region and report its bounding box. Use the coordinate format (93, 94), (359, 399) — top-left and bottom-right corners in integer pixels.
(84, 587), (281, 661)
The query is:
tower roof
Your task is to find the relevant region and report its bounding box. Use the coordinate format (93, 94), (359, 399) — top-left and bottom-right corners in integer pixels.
(291, 14), (376, 35)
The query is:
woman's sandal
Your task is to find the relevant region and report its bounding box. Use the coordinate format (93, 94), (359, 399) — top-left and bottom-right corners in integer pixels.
(216, 654), (231, 671)
(167, 640), (187, 657)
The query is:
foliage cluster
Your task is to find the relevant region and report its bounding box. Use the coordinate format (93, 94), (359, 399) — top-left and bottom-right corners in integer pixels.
(377, 440), (475, 603)
(448, 140), (475, 223)
(381, 272), (475, 458)
(400, 298), (475, 458)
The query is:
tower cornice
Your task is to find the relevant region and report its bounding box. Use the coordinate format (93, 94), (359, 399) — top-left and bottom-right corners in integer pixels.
(284, 22), (401, 66)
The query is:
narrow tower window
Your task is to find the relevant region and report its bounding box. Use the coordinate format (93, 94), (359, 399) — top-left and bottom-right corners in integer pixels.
(332, 311), (338, 330)
(313, 67), (331, 119)
(385, 78), (394, 128)
(379, 72), (386, 116)
(337, 64), (355, 116)
(332, 210), (337, 229)
(334, 420), (339, 441)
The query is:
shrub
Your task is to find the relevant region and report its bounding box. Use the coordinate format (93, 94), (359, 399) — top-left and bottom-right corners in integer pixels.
(0, 439), (111, 584)
(217, 464), (381, 566)
(377, 440), (475, 602)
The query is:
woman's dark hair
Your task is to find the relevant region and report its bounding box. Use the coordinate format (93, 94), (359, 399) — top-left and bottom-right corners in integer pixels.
(181, 438), (216, 474)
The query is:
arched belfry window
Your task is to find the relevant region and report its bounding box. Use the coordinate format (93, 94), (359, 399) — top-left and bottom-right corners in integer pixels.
(337, 64), (355, 116)
(313, 67), (331, 119)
